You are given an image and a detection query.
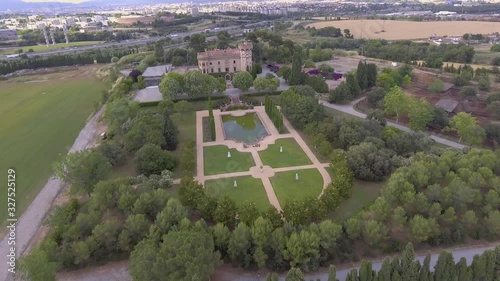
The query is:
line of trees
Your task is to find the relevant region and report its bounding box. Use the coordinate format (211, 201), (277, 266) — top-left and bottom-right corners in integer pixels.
(264, 95), (284, 133)
(208, 97), (216, 141)
(364, 40), (474, 69)
(278, 243), (500, 281)
(0, 46), (137, 75)
(158, 71), (226, 100)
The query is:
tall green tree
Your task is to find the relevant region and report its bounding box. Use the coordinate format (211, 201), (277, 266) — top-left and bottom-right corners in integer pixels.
(289, 46), (304, 85)
(54, 150), (112, 196)
(357, 61), (368, 90)
(286, 267), (305, 281)
(408, 98), (434, 131)
(232, 71), (254, 92)
(449, 112), (485, 144)
(384, 86), (409, 122)
(228, 223), (252, 268)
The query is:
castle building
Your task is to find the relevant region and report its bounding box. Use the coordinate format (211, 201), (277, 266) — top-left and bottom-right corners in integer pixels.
(197, 41), (253, 76)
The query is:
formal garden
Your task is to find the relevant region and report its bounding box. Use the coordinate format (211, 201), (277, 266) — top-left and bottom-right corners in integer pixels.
(16, 27), (500, 281)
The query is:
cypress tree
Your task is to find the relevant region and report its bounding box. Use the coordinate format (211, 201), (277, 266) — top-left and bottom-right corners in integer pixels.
(456, 257), (472, 281)
(328, 265), (337, 281)
(289, 46), (304, 86)
(359, 260), (375, 281)
(357, 61), (368, 90)
(377, 257), (392, 281)
(435, 251), (457, 281)
(366, 63), (377, 88)
(418, 253), (433, 281)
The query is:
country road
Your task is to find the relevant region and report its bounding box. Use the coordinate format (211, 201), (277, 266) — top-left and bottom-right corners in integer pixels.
(55, 243), (499, 281)
(319, 98), (467, 150)
(0, 107), (105, 281)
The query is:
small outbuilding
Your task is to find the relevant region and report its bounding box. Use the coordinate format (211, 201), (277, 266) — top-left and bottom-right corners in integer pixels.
(435, 98), (459, 113)
(142, 64), (172, 87)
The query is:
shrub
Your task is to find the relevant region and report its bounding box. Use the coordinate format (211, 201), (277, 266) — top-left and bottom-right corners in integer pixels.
(460, 86), (478, 97)
(135, 144), (177, 176)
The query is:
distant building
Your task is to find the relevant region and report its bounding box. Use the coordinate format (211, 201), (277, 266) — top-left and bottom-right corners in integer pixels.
(116, 15), (173, 26)
(0, 29), (18, 41)
(191, 7), (199, 15)
(142, 64), (172, 87)
(197, 41), (253, 77)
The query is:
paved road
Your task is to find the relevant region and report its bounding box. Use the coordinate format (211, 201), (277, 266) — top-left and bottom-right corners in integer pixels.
(319, 98), (467, 150)
(1, 22), (269, 60)
(0, 107), (105, 281)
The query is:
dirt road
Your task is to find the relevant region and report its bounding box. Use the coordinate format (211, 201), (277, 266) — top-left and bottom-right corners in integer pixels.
(0, 107), (105, 281)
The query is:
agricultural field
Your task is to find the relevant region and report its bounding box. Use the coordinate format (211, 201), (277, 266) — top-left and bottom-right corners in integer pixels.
(473, 44), (500, 65)
(306, 20), (500, 40)
(0, 41), (103, 55)
(0, 67), (106, 226)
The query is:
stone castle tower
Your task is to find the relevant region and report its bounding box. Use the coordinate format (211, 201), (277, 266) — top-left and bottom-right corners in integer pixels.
(238, 41), (253, 72)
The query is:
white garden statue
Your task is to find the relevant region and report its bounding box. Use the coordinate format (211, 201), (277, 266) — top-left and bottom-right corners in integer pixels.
(280, 146), (283, 153)
(227, 151), (231, 158)
(295, 173), (299, 181)
(234, 180), (237, 187)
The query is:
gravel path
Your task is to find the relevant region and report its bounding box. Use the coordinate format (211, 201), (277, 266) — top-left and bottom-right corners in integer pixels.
(319, 98), (467, 150)
(0, 107), (105, 281)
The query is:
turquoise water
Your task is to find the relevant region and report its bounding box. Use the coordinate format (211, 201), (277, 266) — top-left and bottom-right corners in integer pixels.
(222, 113), (268, 144)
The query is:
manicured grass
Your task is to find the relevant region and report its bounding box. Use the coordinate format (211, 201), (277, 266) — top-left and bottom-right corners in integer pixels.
(0, 78), (105, 225)
(0, 41), (104, 55)
(204, 176), (270, 211)
(329, 179), (385, 223)
(270, 169), (324, 205)
(170, 111), (196, 177)
(203, 145), (255, 175)
(259, 138), (312, 168)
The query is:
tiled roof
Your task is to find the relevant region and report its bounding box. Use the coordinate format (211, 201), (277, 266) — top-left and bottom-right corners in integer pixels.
(197, 48), (240, 60)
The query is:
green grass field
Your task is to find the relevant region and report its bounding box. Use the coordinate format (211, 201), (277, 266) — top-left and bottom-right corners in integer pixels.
(204, 145), (255, 175)
(0, 78), (105, 225)
(473, 50), (500, 65)
(270, 168), (324, 205)
(204, 176), (270, 211)
(0, 41), (103, 55)
(329, 179), (385, 222)
(259, 138), (312, 168)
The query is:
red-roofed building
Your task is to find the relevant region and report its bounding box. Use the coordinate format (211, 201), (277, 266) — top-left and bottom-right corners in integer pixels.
(197, 41), (253, 75)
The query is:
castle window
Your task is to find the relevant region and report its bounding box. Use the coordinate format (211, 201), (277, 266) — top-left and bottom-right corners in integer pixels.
(233, 60), (236, 64)
(218, 68), (221, 72)
(226, 67), (229, 72)
(234, 67), (236, 72)
(202, 69), (205, 74)
(218, 61), (220, 65)
(211, 68), (214, 73)
(210, 62), (212, 65)
(202, 62), (205, 66)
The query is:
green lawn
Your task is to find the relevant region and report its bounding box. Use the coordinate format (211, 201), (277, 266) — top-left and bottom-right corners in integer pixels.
(259, 138), (312, 168)
(0, 78), (105, 225)
(204, 145), (255, 175)
(270, 169), (324, 205)
(204, 176), (270, 211)
(473, 50), (500, 65)
(329, 179), (385, 223)
(0, 41), (103, 55)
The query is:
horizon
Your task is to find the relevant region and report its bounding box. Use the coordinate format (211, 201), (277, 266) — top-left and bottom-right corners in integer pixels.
(22, 0), (90, 3)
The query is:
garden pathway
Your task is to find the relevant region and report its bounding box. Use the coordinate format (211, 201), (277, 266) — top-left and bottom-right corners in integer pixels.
(195, 106), (332, 212)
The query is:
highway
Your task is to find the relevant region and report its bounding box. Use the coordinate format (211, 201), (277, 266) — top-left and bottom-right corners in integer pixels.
(0, 21), (269, 60)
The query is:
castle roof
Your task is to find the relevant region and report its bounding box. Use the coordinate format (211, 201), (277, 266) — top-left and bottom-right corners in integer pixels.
(197, 48), (240, 60)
